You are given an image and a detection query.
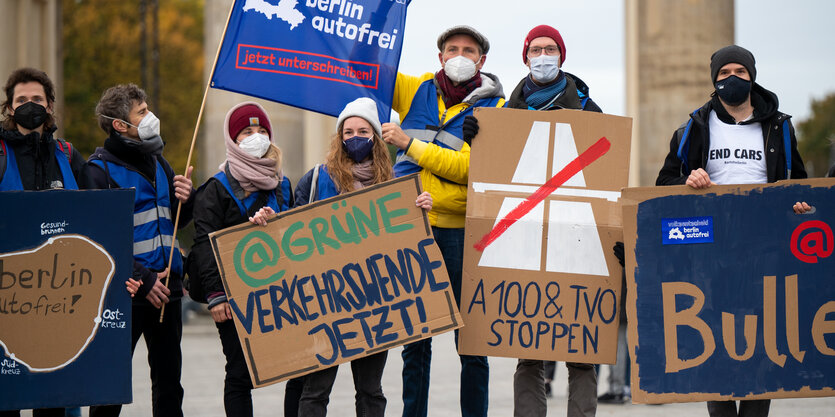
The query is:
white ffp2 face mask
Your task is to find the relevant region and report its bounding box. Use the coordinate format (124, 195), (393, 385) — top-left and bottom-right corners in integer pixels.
(112, 111), (161, 140)
(136, 111), (161, 140)
(529, 54), (561, 83)
(444, 55), (478, 83)
(238, 132), (271, 158)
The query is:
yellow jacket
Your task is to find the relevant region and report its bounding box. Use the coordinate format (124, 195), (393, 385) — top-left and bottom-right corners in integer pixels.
(392, 71), (505, 228)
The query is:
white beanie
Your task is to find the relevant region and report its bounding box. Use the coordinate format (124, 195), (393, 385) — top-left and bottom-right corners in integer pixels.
(336, 97), (382, 138)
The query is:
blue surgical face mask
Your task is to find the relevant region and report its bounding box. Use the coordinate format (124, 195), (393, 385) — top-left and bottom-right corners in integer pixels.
(714, 75), (751, 106)
(343, 136), (374, 162)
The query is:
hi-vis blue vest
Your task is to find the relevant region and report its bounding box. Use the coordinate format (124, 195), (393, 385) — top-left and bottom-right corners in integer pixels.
(394, 79), (502, 178)
(213, 170), (287, 216)
(310, 165), (340, 202)
(0, 140), (78, 190)
(90, 158), (183, 276)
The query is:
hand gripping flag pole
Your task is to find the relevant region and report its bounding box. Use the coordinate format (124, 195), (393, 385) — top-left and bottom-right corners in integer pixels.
(159, 1), (236, 323)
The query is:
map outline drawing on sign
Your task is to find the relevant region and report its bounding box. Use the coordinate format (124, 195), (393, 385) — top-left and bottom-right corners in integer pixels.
(474, 121), (612, 276)
(0, 235), (115, 372)
(243, 0), (306, 29)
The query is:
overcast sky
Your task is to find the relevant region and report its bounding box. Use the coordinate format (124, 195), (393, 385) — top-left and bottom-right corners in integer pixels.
(396, 0), (834, 122)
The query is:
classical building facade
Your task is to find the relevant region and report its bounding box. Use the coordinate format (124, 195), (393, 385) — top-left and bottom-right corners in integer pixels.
(0, 0), (62, 134)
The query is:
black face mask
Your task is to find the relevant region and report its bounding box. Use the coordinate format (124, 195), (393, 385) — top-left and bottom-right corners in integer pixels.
(714, 75), (752, 106)
(13, 101), (48, 130)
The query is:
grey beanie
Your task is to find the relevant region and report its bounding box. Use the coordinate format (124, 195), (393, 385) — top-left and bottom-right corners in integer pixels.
(437, 25), (490, 54)
(710, 45), (757, 83)
(336, 97), (382, 138)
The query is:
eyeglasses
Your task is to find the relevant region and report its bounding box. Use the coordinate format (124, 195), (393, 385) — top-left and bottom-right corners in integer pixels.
(527, 45), (560, 57)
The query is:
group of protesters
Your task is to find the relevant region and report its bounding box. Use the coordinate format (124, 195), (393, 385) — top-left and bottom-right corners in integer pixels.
(0, 20), (822, 417)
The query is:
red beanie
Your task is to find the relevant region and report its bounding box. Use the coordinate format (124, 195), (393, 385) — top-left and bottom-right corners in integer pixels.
(523, 25), (566, 65)
(228, 103), (272, 139)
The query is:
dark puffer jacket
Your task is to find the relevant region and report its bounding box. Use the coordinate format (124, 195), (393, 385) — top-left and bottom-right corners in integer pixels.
(189, 170), (293, 306)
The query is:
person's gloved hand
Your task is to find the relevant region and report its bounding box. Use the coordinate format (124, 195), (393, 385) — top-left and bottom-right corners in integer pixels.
(462, 115), (479, 144)
(613, 242), (625, 267)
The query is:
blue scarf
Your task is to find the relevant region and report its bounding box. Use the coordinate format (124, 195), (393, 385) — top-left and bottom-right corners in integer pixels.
(523, 71), (567, 110)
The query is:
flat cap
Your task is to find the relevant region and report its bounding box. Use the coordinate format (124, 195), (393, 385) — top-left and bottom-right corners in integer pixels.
(437, 25), (490, 54)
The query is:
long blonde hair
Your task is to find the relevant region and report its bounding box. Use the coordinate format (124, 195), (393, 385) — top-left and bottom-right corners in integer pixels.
(325, 124), (392, 193)
(264, 143), (283, 176)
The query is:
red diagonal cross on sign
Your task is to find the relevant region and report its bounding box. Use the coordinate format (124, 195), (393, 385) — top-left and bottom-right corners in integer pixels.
(473, 136), (612, 252)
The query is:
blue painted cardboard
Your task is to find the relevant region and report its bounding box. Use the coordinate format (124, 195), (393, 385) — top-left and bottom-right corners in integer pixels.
(0, 190), (134, 410)
(623, 179), (835, 403)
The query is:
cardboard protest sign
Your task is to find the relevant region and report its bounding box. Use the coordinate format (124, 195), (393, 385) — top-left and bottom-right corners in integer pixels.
(622, 179), (835, 404)
(211, 0), (410, 123)
(458, 108), (632, 363)
(210, 174), (460, 387)
(0, 190), (134, 410)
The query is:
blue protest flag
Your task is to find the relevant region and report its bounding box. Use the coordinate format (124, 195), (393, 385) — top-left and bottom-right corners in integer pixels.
(211, 0), (411, 124)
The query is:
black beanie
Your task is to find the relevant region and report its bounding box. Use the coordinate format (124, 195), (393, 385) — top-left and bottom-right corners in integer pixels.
(710, 45), (756, 83)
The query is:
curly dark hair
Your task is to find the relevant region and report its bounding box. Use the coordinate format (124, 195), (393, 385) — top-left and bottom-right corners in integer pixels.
(1, 67), (57, 131)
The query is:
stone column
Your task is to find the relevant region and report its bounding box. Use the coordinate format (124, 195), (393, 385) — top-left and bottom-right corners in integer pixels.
(625, 0), (734, 186)
(0, 0), (61, 133)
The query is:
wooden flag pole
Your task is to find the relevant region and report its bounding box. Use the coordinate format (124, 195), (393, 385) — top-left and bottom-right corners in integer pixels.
(160, 1), (237, 323)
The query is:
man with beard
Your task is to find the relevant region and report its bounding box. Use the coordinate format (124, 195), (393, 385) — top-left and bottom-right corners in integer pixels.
(465, 25), (604, 417)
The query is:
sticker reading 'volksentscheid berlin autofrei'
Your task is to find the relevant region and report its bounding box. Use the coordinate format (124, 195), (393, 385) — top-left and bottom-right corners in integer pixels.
(662, 216), (714, 244)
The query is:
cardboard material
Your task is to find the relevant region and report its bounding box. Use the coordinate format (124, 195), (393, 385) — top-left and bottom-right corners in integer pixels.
(0, 190), (134, 410)
(623, 178), (835, 403)
(458, 108), (632, 363)
(210, 174), (461, 387)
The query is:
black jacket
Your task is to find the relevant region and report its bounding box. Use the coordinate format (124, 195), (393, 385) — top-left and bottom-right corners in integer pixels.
(507, 72), (602, 112)
(0, 126), (85, 189)
(80, 132), (194, 301)
(190, 171), (293, 306)
(656, 83), (807, 185)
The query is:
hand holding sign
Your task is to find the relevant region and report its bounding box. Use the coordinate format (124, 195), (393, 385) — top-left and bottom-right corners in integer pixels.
(415, 191), (432, 211)
(249, 206), (276, 227)
(126, 278), (140, 298)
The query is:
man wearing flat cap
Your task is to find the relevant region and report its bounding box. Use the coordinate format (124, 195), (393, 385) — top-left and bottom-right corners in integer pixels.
(656, 45), (810, 417)
(380, 25), (505, 417)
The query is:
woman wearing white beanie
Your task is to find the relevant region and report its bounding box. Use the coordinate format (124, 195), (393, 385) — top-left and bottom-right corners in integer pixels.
(251, 97), (432, 417)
